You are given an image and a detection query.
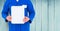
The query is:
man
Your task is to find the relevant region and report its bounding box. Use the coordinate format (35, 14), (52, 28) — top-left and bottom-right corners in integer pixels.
(2, 0), (35, 31)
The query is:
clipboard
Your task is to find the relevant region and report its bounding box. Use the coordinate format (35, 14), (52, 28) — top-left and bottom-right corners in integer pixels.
(11, 5), (27, 24)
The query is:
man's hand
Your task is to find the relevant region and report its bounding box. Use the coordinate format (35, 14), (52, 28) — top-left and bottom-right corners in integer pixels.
(23, 17), (30, 22)
(6, 16), (11, 21)
(6, 16), (29, 22)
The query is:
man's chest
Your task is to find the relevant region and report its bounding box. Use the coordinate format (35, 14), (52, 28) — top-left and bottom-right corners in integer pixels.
(9, 0), (27, 8)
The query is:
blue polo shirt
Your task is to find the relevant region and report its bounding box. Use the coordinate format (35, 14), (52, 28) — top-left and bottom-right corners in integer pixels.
(2, 0), (35, 31)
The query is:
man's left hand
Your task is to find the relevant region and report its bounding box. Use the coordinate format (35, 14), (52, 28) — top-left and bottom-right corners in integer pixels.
(23, 17), (30, 22)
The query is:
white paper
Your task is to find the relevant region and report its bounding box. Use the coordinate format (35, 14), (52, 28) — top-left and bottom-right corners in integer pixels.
(11, 5), (27, 24)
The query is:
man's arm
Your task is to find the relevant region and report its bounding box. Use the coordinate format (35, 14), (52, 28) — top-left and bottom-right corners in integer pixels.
(27, 0), (35, 23)
(2, 0), (10, 22)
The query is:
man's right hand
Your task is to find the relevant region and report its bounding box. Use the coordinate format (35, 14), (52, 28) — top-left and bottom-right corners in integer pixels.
(6, 16), (11, 22)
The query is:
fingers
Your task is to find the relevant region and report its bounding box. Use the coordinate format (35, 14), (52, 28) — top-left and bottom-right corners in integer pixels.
(6, 16), (11, 21)
(23, 17), (30, 22)
(6, 16), (29, 22)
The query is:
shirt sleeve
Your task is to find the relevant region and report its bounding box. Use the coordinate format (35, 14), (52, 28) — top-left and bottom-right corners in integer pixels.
(2, 0), (10, 22)
(27, 0), (35, 23)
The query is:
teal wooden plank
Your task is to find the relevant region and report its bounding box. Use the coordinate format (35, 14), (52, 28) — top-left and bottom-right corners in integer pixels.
(55, 0), (60, 31)
(49, 0), (55, 31)
(35, 0), (42, 31)
(41, 0), (48, 31)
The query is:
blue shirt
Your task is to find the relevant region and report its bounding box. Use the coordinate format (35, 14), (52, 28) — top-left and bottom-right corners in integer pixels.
(2, 0), (35, 31)
(2, 0), (35, 23)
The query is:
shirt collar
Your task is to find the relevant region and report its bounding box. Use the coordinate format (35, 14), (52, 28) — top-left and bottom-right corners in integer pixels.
(16, 0), (19, 2)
